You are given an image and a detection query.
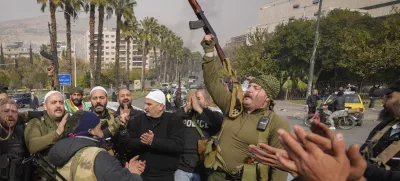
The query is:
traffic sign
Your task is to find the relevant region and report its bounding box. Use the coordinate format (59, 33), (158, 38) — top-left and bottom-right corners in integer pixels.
(58, 74), (71, 86)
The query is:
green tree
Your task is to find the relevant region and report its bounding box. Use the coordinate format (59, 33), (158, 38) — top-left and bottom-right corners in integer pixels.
(108, 0), (136, 88)
(37, 0), (62, 90)
(62, 0), (83, 87)
(138, 17), (159, 92)
(121, 17), (139, 89)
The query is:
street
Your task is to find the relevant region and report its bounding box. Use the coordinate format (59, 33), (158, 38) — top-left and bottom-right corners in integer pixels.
(22, 96), (378, 146)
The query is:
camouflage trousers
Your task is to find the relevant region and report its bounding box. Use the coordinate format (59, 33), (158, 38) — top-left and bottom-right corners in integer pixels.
(327, 110), (348, 127)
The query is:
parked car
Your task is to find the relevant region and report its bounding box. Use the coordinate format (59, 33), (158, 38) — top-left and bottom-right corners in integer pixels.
(11, 93), (31, 108)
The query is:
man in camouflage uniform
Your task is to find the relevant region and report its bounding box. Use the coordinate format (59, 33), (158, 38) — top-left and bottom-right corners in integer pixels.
(48, 111), (145, 181)
(24, 91), (70, 180)
(89, 86), (126, 155)
(200, 35), (290, 181)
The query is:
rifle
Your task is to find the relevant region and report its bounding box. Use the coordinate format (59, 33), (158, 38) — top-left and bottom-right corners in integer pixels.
(188, 0), (243, 118)
(22, 153), (66, 181)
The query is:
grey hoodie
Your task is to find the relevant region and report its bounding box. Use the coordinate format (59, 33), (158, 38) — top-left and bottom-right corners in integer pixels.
(48, 136), (142, 181)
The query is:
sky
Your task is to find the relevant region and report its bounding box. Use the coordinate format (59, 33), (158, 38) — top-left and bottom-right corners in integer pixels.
(0, 0), (272, 50)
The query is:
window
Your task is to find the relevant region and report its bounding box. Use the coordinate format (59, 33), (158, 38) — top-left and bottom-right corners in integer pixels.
(106, 35), (109, 38)
(111, 52), (115, 55)
(106, 52), (109, 55)
(106, 47), (109, 49)
(106, 58), (109, 60)
(111, 58), (115, 60)
(106, 41), (109, 43)
(111, 35), (115, 38)
(111, 41), (115, 44)
(111, 46), (115, 49)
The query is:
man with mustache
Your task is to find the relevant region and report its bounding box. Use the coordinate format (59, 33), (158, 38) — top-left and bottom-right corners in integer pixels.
(200, 35), (290, 181)
(64, 87), (90, 113)
(89, 86), (127, 155)
(0, 85), (44, 123)
(124, 90), (184, 181)
(114, 88), (144, 164)
(0, 98), (32, 181)
(24, 91), (69, 180)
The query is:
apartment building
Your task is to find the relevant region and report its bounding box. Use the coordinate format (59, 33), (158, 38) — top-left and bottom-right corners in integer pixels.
(3, 42), (30, 58)
(85, 28), (160, 70)
(249, 0), (400, 33)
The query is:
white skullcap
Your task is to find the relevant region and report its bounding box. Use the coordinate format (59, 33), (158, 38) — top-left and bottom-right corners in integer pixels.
(44, 91), (63, 102)
(90, 86), (108, 96)
(145, 90), (166, 105)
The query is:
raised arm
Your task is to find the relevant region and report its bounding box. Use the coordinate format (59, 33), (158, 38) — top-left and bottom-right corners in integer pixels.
(201, 38), (232, 115)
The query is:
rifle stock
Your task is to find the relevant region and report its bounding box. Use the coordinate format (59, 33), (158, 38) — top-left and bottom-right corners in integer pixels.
(188, 0), (226, 62)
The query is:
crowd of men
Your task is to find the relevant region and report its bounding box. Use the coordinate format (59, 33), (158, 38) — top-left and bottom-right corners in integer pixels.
(0, 35), (399, 181)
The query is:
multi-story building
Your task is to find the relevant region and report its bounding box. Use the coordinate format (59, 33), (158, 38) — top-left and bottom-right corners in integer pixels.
(225, 34), (247, 48)
(3, 42), (30, 58)
(85, 28), (159, 70)
(249, 0), (400, 33)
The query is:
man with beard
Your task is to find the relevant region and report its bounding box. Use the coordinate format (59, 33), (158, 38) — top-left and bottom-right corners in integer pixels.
(89, 86), (126, 155)
(0, 85), (43, 123)
(64, 87), (90, 113)
(124, 90), (184, 181)
(200, 35), (290, 181)
(359, 79), (400, 175)
(174, 89), (223, 181)
(0, 98), (32, 181)
(24, 91), (69, 180)
(114, 88), (144, 163)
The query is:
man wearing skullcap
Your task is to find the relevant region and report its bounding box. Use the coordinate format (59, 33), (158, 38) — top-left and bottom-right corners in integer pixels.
(123, 90), (184, 181)
(24, 90), (71, 180)
(200, 35), (290, 181)
(64, 87), (89, 113)
(48, 111), (146, 181)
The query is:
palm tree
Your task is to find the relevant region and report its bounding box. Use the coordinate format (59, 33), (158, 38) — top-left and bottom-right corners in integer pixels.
(87, 0), (96, 88)
(163, 30), (175, 82)
(95, 0), (113, 85)
(121, 17), (139, 89)
(37, 0), (62, 91)
(158, 25), (171, 83)
(108, 0), (135, 88)
(138, 17), (159, 92)
(62, 0), (83, 87)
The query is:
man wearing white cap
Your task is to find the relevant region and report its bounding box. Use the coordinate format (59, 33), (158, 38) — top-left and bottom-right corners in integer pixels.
(89, 86), (126, 155)
(24, 90), (70, 180)
(123, 90), (184, 181)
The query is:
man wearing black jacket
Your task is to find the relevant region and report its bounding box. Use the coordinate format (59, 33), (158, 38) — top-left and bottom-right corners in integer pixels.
(174, 89), (223, 181)
(306, 89), (320, 115)
(326, 88), (346, 130)
(125, 90), (184, 181)
(114, 88), (144, 164)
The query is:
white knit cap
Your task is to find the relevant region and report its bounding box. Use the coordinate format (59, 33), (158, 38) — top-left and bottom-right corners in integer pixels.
(145, 90), (166, 105)
(90, 86), (108, 96)
(44, 91), (63, 102)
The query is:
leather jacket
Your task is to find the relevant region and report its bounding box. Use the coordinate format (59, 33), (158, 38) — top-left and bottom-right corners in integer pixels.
(332, 95), (345, 111)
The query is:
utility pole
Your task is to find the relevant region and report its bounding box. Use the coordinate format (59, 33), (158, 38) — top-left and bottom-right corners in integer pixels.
(306, 0), (323, 97)
(74, 41), (77, 87)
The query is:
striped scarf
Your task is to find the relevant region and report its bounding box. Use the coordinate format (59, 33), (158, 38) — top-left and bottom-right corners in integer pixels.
(64, 99), (90, 113)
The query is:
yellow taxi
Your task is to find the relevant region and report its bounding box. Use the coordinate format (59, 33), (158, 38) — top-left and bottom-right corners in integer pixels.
(324, 91), (365, 125)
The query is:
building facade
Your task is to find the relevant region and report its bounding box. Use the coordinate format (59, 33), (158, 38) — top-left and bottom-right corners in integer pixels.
(85, 28), (159, 70)
(3, 42), (30, 59)
(249, 0), (400, 33)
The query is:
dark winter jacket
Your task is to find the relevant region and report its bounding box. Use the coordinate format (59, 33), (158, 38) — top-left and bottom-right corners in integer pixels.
(48, 136), (142, 181)
(306, 95), (320, 108)
(175, 107), (223, 173)
(125, 112), (185, 177)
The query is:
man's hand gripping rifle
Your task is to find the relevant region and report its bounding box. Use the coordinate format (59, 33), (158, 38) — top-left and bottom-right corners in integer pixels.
(188, 0), (243, 118)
